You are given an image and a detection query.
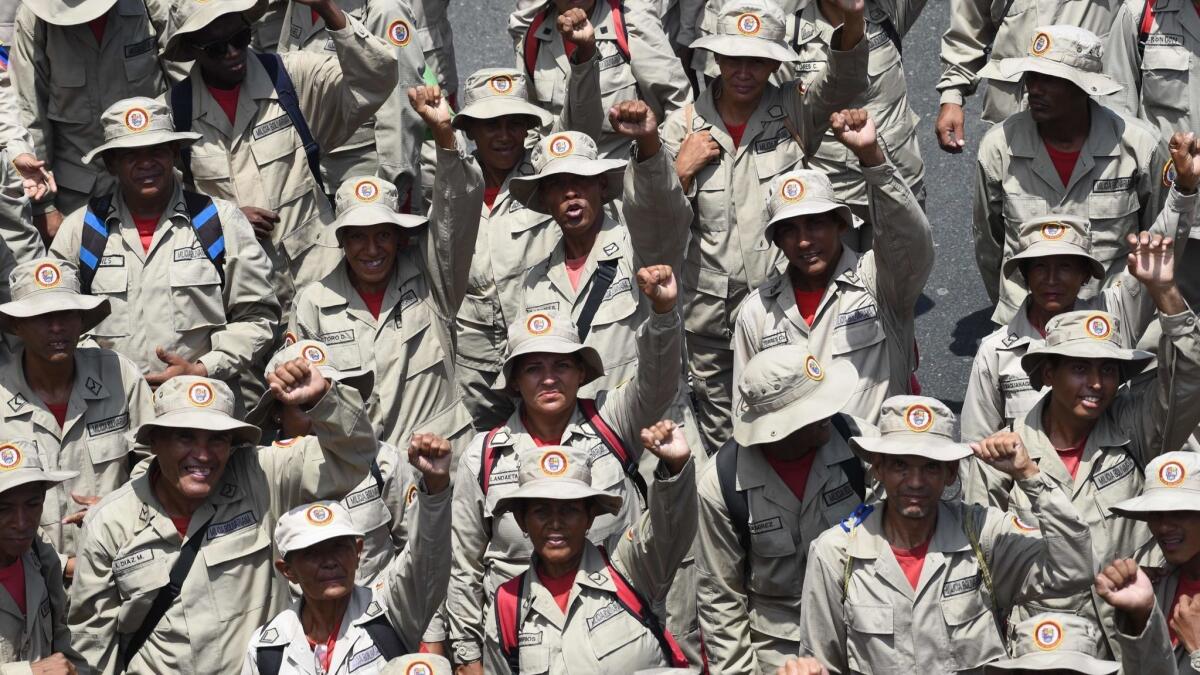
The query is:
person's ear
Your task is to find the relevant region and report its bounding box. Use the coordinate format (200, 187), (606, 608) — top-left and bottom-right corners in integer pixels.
(355, 538), (364, 556)
(274, 558), (297, 583)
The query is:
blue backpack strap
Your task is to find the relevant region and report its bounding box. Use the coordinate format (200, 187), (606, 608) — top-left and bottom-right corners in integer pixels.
(181, 190), (226, 287)
(169, 78), (197, 190)
(79, 194), (115, 294)
(255, 52), (326, 195)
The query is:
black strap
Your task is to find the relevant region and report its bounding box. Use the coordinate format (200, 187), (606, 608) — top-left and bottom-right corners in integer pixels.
(361, 614), (410, 660)
(170, 81), (196, 189)
(256, 52), (326, 195)
(831, 414), (867, 502)
(120, 513), (215, 673)
(79, 194), (115, 294)
(256, 645), (284, 675)
(370, 459), (385, 494)
(576, 259), (618, 341)
(181, 190), (227, 287)
(879, 17), (903, 57)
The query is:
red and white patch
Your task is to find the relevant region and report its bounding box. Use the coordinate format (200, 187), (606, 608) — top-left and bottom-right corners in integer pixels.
(0, 445), (22, 471)
(124, 107), (151, 133)
(387, 20), (412, 47)
(1039, 222), (1066, 240)
(736, 13), (762, 36)
(187, 382), (215, 407)
(405, 485), (418, 506)
(302, 344), (327, 365)
(1011, 514), (1038, 531)
(804, 355), (824, 381)
(405, 662), (433, 675)
(540, 450), (568, 477)
(548, 135), (574, 158)
(903, 404), (934, 432)
(283, 331), (298, 347)
(1033, 619), (1064, 651)
(1031, 32), (1052, 56)
(489, 75), (515, 95)
(526, 313), (552, 335)
(305, 504), (334, 526)
(1159, 460), (1187, 487)
(1084, 314), (1112, 340)
(354, 180), (381, 203)
(1163, 159), (1177, 188)
(780, 178), (806, 203)
(33, 262), (61, 289)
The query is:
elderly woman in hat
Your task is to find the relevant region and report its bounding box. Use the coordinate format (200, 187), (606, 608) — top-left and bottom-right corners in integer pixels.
(68, 357), (376, 674)
(288, 85), (480, 454)
(0, 258), (152, 583)
(482, 426), (696, 673)
(967, 233), (1200, 658)
(448, 264), (681, 671)
(800, 396), (1094, 673)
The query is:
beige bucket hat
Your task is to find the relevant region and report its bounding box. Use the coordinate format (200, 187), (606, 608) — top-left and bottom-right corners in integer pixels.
(1020, 310), (1153, 389)
(274, 501), (364, 558)
(329, 176), (428, 241)
(985, 613), (1117, 674)
(733, 347), (856, 446)
(496, 312), (604, 390)
(1110, 452), (1200, 519)
(245, 339), (375, 427)
(82, 98), (201, 165)
(0, 440), (78, 495)
(135, 376), (261, 445)
(163, 0), (267, 61)
(492, 445), (623, 517)
(0, 258), (109, 333)
(22, 0), (115, 26)
(507, 131), (626, 213)
(1002, 215), (1105, 280)
(853, 396), (970, 461)
(979, 25), (1121, 96)
(690, 0), (797, 63)
(763, 170), (857, 242)
(381, 654), (453, 675)
(452, 68), (553, 131)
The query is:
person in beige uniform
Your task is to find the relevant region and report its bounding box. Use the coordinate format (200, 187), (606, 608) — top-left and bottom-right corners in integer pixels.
(448, 266), (681, 672)
(67, 363), (375, 674)
(661, 0), (867, 452)
(974, 25), (1169, 324)
(0, 65), (51, 271)
(410, 0), (455, 101)
(482, 433), (698, 674)
(697, 348), (875, 673)
(964, 232), (1200, 659)
(161, 0), (398, 308)
(0, 441), (85, 674)
(799, 396), (1095, 674)
(288, 85), (480, 455)
(10, 0), (170, 237)
(276, 0), (427, 198)
(732, 109), (931, 425)
(0, 258), (153, 579)
(983, 613), (1118, 674)
(49, 98), (279, 405)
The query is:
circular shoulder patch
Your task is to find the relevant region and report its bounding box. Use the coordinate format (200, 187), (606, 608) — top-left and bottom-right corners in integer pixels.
(903, 403), (934, 432)
(526, 313), (552, 335)
(405, 662), (433, 675)
(302, 344), (327, 365)
(273, 438), (299, 447)
(804, 355), (824, 381)
(1039, 221), (1066, 240)
(736, 13), (762, 36)
(124, 107), (151, 133)
(354, 179), (381, 203)
(1033, 619), (1064, 651)
(1159, 460), (1187, 487)
(780, 178), (806, 203)
(33, 262), (62, 289)
(1031, 32), (1052, 56)
(283, 331), (298, 347)
(0, 444), (22, 471)
(489, 75), (515, 95)
(1084, 314), (1113, 340)
(405, 484), (418, 506)
(548, 135), (574, 158)
(540, 450), (568, 477)
(1163, 159), (1177, 188)
(387, 20), (412, 47)
(187, 382), (215, 407)
(305, 504), (334, 526)
(1011, 514), (1038, 532)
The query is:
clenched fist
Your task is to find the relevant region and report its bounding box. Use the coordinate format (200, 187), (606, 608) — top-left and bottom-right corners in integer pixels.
(636, 265), (677, 314)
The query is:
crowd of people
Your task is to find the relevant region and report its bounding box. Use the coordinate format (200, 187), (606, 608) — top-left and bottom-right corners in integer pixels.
(0, 0), (1196, 672)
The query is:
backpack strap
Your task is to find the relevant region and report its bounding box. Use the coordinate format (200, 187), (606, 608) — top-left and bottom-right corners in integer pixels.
(830, 414), (867, 501)
(256, 52), (326, 195)
(79, 193), (115, 294)
(576, 259), (618, 341)
(495, 571), (527, 673)
(524, 3), (552, 75)
(360, 613), (410, 660)
(715, 443), (749, 551)
(597, 546), (689, 667)
(369, 459), (385, 494)
(1138, 0), (1157, 60)
(255, 645), (285, 675)
(606, 0), (632, 62)
(963, 506), (1005, 639)
(478, 426), (504, 494)
(169, 78), (197, 189)
(878, 16), (903, 57)
(578, 398), (648, 505)
(181, 190), (226, 287)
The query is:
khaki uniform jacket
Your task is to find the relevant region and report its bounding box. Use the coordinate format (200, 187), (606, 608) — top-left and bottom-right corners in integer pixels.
(289, 143), (481, 451)
(732, 160), (932, 424)
(343, 442), (418, 587)
(50, 187), (280, 385)
(447, 310), (682, 665)
(937, 0), (1123, 123)
(172, 16), (397, 297)
(800, 472), (1095, 674)
(1114, 570), (1200, 675)
(242, 486), (452, 674)
(481, 457), (698, 674)
(962, 308), (1200, 657)
(0, 538), (86, 675)
(789, 0), (927, 207)
(695, 428), (876, 675)
(410, 0), (455, 92)
(0, 348), (152, 563)
(659, 35), (868, 352)
(66, 382), (375, 675)
(0, 62), (43, 275)
(10, 0), (170, 211)
(277, 0), (427, 192)
(974, 101), (1169, 323)
(517, 0), (692, 159)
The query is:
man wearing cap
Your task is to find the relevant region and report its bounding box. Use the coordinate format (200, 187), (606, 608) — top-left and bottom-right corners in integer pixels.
(67, 357), (376, 674)
(288, 85), (479, 455)
(973, 25), (1170, 324)
(661, 0), (868, 453)
(0, 440), (86, 673)
(733, 108), (932, 426)
(49, 97), (280, 405)
(696, 348), (876, 673)
(984, 613), (1119, 674)
(966, 233), (1200, 658)
(799, 395), (1095, 673)
(0, 258), (152, 581)
(9, 0), (171, 238)
(242, 429), (450, 675)
(162, 0), (398, 309)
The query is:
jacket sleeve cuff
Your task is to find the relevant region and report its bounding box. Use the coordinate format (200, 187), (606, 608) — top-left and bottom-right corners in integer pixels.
(196, 351), (233, 381)
(938, 88), (966, 107)
(860, 159), (898, 186)
(452, 641), (483, 664)
(1161, 308), (1199, 337)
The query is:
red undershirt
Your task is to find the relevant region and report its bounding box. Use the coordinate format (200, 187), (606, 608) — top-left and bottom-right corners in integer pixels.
(765, 451), (820, 503)
(307, 616), (343, 673)
(88, 15), (108, 44)
(892, 538), (932, 589)
(521, 413), (561, 447)
(1056, 434), (1088, 480)
(43, 401), (67, 428)
(356, 287), (386, 319)
(537, 566), (577, 614)
(1171, 575), (1200, 645)
(133, 214), (160, 253)
(563, 37), (578, 60)
(1043, 141), (1080, 187)
(0, 558), (25, 615)
(483, 186), (502, 209)
(169, 516), (190, 538)
(207, 83), (241, 124)
(312, 8), (321, 24)
(566, 254), (588, 291)
(726, 121), (747, 149)
(794, 288), (824, 326)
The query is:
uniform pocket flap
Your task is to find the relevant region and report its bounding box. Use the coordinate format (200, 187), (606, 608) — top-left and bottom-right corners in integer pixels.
(831, 314), (886, 354)
(249, 126), (298, 166)
(91, 266), (129, 294)
(1143, 46), (1190, 71)
(940, 592), (991, 626)
(587, 603), (642, 658)
(189, 152), (232, 181)
(201, 515), (270, 567)
(749, 522), (797, 557)
(168, 258), (222, 287)
(87, 427), (131, 464)
(847, 603), (893, 634)
(1088, 190), (1140, 220)
(692, 266), (729, 299)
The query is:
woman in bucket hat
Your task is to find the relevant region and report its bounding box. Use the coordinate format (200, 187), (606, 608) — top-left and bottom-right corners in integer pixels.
(482, 425), (697, 673)
(447, 265), (681, 670)
(67, 356), (376, 674)
(0, 258), (152, 582)
(800, 395), (1095, 673)
(966, 233), (1200, 660)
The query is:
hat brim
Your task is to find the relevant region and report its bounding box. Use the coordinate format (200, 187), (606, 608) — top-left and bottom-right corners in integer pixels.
(1003, 244), (1105, 280)
(1108, 488), (1200, 520)
(163, 0), (267, 61)
(690, 34), (798, 63)
(0, 469), (80, 496)
(451, 100), (553, 130)
(1021, 343), (1154, 389)
(246, 367), (374, 428)
(496, 337), (605, 391)
(24, 0), (116, 25)
(764, 201), (856, 242)
(984, 652), (1118, 674)
(854, 434), (972, 462)
(733, 361), (857, 446)
(980, 58), (1121, 96)
(135, 410), (261, 445)
(493, 478), (623, 517)
(508, 159), (626, 214)
(0, 293), (110, 334)
(82, 131), (202, 165)
(330, 205), (429, 240)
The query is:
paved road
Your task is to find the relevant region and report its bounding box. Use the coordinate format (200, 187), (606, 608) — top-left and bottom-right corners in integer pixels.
(446, 0), (996, 411)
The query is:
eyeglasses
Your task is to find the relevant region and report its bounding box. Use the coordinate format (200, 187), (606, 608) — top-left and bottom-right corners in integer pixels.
(191, 26), (253, 59)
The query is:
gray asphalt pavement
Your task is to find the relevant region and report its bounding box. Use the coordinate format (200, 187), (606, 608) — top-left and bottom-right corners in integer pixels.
(446, 0), (996, 411)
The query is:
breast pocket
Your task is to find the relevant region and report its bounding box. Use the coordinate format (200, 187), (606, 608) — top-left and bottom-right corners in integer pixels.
(86, 426), (132, 480)
(940, 592), (1005, 669)
(122, 36), (159, 85)
(694, 164), (729, 234)
(1088, 190), (1140, 264)
(249, 127), (311, 208)
(202, 522), (272, 621)
(168, 259), (226, 333)
(752, 134), (802, 183)
(598, 47), (637, 105)
(518, 644), (550, 674)
(845, 603), (896, 675)
(46, 56), (88, 124)
(1142, 46), (1191, 114)
(113, 547), (171, 632)
(747, 525), (800, 596)
(89, 265), (130, 339)
(400, 301), (445, 379)
(866, 29), (902, 78)
(589, 607), (651, 664)
(830, 316), (887, 392)
(188, 150), (232, 184)
(683, 266), (730, 339)
(456, 293), (502, 368)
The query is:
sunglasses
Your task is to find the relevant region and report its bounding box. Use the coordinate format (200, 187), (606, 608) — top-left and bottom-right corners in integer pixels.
(191, 26), (253, 59)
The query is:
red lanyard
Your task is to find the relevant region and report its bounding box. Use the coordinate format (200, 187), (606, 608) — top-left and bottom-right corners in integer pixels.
(307, 617), (343, 674)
